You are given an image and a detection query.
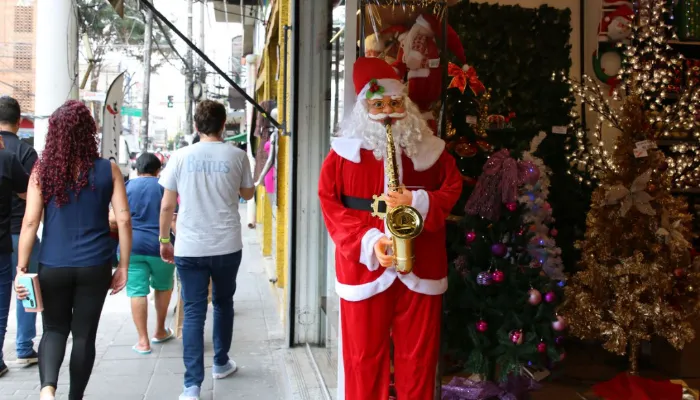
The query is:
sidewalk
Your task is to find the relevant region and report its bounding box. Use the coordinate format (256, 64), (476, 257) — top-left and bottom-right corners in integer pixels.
(1, 215), (290, 400)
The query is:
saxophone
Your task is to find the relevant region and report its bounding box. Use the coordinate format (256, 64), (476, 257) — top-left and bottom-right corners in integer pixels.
(371, 118), (424, 273)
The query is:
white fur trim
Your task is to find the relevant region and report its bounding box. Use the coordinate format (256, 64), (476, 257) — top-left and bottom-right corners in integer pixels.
(421, 111), (435, 121)
(336, 268), (397, 302)
(415, 14), (430, 30)
(335, 267), (447, 301)
(407, 68), (431, 79)
(360, 228), (385, 271)
(411, 189), (430, 221)
(406, 50), (423, 66)
(330, 135), (445, 172)
(331, 137), (363, 163)
(357, 78), (405, 101)
(397, 273), (447, 295)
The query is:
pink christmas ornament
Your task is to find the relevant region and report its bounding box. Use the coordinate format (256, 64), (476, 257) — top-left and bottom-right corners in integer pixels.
(544, 291), (557, 303)
(466, 231), (477, 243)
(552, 315), (567, 331)
(537, 342), (547, 353)
(509, 330), (524, 345)
(550, 228), (558, 237)
(559, 352), (567, 361)
(506, 202), (518, 212)
(491, 270), (505, 283)
(528, 289), (542, 305)
(475, 320), (488, 333)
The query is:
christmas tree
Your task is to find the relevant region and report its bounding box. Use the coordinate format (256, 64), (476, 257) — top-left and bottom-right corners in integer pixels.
(444, 135), (567, 381)
(560, 0), (700, 372)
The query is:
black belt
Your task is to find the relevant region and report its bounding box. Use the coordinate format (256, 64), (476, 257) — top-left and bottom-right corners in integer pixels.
(342, 195), (387, 214)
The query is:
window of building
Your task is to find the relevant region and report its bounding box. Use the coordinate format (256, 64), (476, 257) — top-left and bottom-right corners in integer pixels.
(14, 6), (34, 33)
(14, 43), (32, 71)
(13, 80), (32, 111)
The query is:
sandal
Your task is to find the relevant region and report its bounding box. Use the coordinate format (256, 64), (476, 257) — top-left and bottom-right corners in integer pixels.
(151, 327), (175, 344)
(132, 345), (152, 355)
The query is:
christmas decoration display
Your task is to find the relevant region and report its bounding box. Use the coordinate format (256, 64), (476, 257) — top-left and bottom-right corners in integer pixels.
(560, 1), (700, 368)
(598, 3), (634, 43)
(392, 13), (473, 131)
(518, 132), (566, 281)
(441, 1), (580, 385)
(563, 0), (700, 190)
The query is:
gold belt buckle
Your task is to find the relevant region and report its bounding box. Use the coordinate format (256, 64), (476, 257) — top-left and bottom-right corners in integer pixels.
(371, 195), (387, 219)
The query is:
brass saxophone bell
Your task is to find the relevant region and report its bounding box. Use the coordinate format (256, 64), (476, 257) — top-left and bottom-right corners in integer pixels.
(386, 205), (424, 273)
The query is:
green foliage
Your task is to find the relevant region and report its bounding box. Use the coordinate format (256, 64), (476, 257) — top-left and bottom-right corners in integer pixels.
(76, 0), (176, 85)
(444, 199), (566, 380)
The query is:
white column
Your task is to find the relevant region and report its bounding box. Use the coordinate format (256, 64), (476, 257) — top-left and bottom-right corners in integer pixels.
(34, 0), (78, 154)
(245, 54), (258, 226)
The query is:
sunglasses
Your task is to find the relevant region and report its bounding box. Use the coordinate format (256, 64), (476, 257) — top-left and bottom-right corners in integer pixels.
(367, 98), (405, 111)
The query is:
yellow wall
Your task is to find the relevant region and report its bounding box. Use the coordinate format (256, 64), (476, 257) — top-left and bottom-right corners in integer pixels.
(254, 0), (292, 299)
(275, 0), (292, 291)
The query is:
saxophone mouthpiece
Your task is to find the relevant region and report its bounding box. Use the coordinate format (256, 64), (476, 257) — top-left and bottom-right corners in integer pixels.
(384, 117), (393, 127)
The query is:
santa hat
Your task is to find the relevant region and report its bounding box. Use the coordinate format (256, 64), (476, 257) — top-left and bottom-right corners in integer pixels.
(414, 13), (467, 65)
(353, 57), (405, 100)
(600, 5), (634, 33)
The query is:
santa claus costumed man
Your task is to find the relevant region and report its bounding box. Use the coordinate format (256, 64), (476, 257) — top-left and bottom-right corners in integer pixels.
(318, 57), (463, 400)
(392, 13), (470, 135)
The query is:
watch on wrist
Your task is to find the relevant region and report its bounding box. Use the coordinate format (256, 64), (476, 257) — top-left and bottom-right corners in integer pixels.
(159, 237), (171, 244)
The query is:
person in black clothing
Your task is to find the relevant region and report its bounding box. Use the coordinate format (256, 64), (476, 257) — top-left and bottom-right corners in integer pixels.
(0, 134), (29, 377)
(0, 96), (40, 367)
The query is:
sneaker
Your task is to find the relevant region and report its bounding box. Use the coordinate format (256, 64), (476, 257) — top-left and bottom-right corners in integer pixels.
(212, 360), (237, 379)
(0, 361), (7, 377)
(16, 350), (38, 366)
(178, 386), (200, 400)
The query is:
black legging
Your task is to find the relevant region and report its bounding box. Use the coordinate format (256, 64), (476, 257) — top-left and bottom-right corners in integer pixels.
(38, 263), (112, 400)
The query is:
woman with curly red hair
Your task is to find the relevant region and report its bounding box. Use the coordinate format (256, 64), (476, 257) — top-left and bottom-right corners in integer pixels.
(14, 100), (132, 400)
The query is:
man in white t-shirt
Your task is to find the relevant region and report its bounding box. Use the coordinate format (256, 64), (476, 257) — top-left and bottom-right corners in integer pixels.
(158, 100), (255, 400)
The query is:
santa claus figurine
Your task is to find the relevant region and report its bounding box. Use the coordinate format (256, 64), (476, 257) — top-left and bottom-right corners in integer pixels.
(362, 25), (408, 64)
(598, 4), (634, 43)
(318, 57), (463, 399)
(393, 13), (470, 133)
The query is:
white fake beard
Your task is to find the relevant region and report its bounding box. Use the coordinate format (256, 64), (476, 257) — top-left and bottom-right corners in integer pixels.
(337, 98), (432, 160)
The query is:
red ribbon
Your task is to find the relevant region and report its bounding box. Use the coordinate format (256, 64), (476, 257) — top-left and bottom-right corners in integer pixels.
(448, 62), (486, 95)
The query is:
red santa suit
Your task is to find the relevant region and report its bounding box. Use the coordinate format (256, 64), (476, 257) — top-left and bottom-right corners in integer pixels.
(393, 14), (469, 134)
(318, 57), (463, 400)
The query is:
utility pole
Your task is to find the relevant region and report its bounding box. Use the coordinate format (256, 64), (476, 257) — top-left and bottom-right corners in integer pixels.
(199, 1), (206, 83)
(141, 8), (153, 152)
(185, 0), (194, 137)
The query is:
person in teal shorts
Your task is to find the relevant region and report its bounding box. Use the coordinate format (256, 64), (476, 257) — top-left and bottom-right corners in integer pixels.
(111, 153), (175, 354)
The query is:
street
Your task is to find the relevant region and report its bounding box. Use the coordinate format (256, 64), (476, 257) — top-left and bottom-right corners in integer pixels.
(1, 218), (289, 400)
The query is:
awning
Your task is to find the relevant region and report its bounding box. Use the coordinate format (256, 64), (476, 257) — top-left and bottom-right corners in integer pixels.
(224, 132), (248, 143)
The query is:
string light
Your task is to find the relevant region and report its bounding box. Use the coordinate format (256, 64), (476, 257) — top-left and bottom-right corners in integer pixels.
(558, 0), (700, 188)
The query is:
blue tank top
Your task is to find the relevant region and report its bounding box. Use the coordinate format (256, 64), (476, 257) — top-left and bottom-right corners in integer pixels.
(39, 158), (114, 267)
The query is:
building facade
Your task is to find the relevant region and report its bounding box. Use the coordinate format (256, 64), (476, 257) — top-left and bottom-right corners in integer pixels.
(0, 0), (37, 113)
